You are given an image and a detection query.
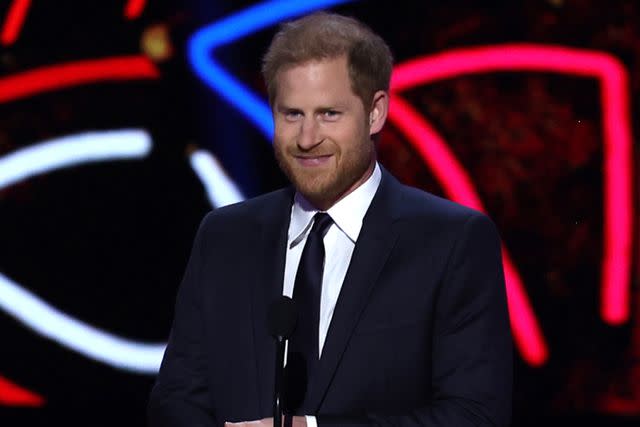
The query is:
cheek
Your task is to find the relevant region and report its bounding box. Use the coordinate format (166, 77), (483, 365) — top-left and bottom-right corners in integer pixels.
(273, 142), (291, 164)
(274, 124), (300, 146)
(273, 131), (289, 151)
(333, 123), (368, 154)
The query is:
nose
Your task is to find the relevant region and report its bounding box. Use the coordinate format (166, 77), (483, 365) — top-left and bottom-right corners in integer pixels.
(297, 117), (322, 150)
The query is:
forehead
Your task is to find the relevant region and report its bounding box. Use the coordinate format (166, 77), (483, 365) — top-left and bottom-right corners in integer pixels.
(274, 56), (358, 105)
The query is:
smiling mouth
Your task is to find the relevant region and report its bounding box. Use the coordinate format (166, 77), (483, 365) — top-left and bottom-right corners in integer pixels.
(294, 154), (333, 167)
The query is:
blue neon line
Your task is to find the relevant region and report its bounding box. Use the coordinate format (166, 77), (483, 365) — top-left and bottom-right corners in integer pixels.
(188, 0), (352, 140)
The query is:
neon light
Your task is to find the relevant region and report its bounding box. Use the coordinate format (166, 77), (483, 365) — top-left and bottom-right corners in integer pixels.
(0, 273), (166, 373)
(1, 0), (30, 46)
(0, 49), (156, 405)
(124, 0), (147, 20)
(0, 375), (43, 407)
(0, 130), (244, 376)
(388, 97), (547, 366)
(390, 44), (633, 329)
(190, 150), (245, 207)
(0, 130), (165, 374)
(0, 130), (152, 189)
(0, 56), (159, 104)
(187, 0), (351, 139)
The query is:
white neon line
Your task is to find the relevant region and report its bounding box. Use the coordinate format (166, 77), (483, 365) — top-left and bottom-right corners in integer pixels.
(190, 149), (244, 207)
(0, 130), (247, 374)
(0, 129), (166, 373)
(0, 273), (166, 373)
(0, 129), (152, 190)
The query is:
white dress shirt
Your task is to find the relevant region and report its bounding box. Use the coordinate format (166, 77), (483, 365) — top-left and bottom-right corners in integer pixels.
(282, 163), (381, 425)
(282, 163), (382, 355)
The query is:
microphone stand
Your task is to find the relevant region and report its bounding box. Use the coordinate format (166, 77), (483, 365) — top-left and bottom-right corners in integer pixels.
(274, 335), (286, 427)
(268, 296), (297, 427)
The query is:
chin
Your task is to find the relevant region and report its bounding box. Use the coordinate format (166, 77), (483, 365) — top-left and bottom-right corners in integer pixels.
(297, 183), (333, 200)
(291, 171), (331, 190)
(297, 180), (339, 205)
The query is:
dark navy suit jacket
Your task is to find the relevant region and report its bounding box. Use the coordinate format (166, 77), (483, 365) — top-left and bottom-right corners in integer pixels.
(148, 169), (513, 427)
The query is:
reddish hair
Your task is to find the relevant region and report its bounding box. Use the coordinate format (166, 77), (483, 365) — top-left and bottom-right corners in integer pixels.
(262, 12), (393, 110)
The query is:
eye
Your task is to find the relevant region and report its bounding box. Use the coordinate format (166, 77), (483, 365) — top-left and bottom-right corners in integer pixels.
(284, 110), (303, 121)
(322, 110), (341, 121)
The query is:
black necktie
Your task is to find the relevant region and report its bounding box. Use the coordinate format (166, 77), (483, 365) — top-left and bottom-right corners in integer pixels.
(284, 212), (333, 414)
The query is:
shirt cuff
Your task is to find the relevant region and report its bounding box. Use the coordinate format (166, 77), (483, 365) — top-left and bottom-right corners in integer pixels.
(305, 415), (318, 427)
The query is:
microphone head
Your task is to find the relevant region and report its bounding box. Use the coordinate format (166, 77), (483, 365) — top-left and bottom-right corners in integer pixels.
(267, 296), (298, 339)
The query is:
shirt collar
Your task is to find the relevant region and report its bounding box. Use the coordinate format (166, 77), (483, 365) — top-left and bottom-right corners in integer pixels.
(288, 162), (382, 247)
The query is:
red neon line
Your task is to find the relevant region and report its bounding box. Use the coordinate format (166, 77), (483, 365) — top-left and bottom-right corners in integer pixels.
(388, 98), (483, 210)
(0, 54), (159, 407)
(388, 96), (548, 366)
(391, 43), (634, 326)
(124, 0), (147, 20)
(599, 64), (633, 324)
(391, 44), (624, 90)
(388, 43), (634, 365)
(501, 250), (548, 365)
(1, 0), (31, 46)
(0, 375), (44, 407)
(0, 56), (160, 104)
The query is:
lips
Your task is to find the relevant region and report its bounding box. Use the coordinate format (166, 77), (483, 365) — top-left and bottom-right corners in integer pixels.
(294, 154), (333, 167)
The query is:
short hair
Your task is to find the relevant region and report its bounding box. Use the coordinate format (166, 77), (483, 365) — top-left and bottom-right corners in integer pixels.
(262, 12), (393, 110)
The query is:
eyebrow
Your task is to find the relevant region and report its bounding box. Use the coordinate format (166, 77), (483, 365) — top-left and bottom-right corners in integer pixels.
(276, 105), (302, 113)
(276, 104), (347, 113)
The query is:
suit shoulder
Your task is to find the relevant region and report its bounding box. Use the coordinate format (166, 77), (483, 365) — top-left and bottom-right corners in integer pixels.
(395, 183), (497, 233)
(388, 183), (503, 262)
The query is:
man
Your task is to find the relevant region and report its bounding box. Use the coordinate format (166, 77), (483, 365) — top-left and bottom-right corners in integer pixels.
(149, 12), (512, 427)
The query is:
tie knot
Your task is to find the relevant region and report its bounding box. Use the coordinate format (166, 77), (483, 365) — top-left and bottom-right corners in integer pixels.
(310, 212), (332, 237)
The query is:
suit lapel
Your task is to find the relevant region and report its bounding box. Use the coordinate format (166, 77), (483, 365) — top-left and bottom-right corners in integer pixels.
(306, 170), (402, 412)
(251, 189), (294, 417)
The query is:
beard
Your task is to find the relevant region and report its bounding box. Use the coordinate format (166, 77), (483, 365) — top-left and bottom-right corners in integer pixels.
(274, 140), (374, 209)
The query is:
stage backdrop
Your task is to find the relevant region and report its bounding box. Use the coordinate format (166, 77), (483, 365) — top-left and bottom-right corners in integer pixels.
(0, 1), (638, 426)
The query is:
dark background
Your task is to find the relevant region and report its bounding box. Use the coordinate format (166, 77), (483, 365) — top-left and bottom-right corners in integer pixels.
(0, 1), (638, 425)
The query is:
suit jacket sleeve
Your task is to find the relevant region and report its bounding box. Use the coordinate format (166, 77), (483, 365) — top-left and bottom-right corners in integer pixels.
(148, 214), (217, 427)
(321, 213), (513, 427)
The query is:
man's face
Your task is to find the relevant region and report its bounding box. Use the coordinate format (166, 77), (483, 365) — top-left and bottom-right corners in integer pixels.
(272, 56), (380, 210)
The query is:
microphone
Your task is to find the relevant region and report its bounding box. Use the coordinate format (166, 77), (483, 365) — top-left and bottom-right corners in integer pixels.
(267, 296), (298, 427)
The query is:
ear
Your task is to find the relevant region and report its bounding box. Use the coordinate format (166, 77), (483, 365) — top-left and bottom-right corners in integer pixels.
(368, 90), (389, 136)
